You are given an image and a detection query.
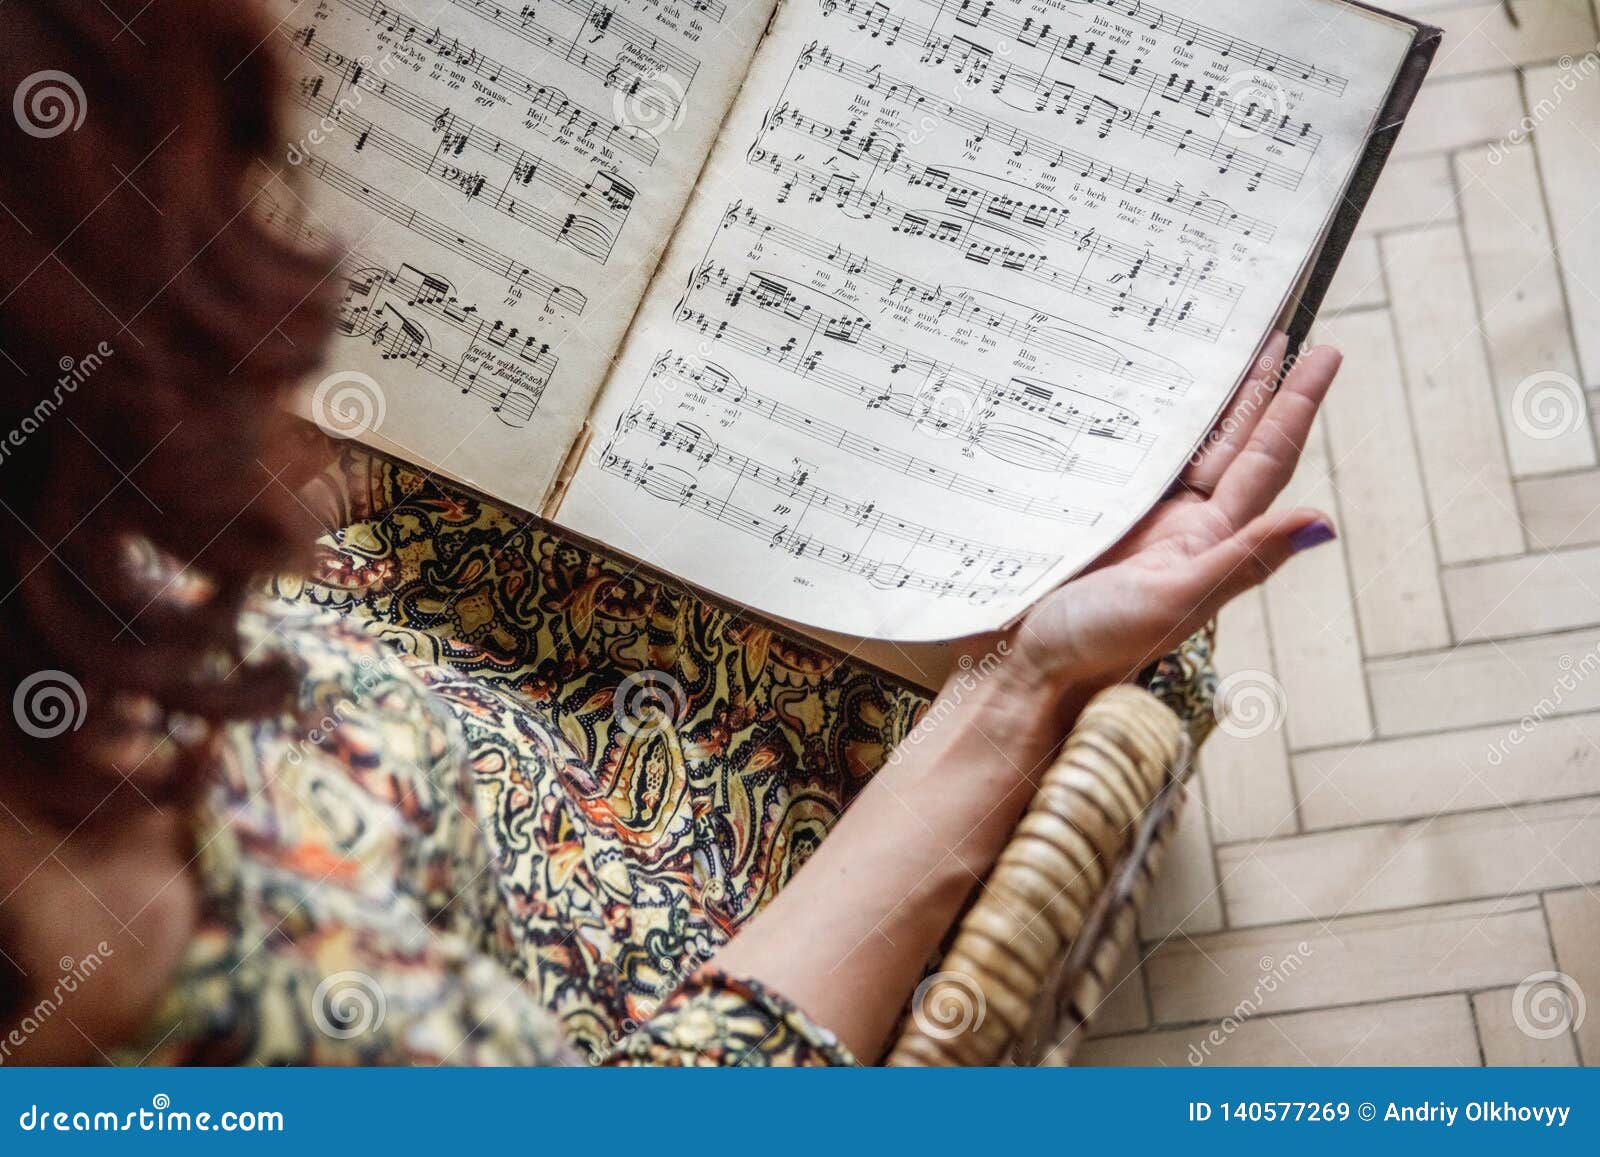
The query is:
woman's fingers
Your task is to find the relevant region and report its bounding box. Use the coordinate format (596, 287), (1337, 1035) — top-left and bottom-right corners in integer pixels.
(1174, 507), (1336, 625)
(1181, 331), (1289, 495)
(1209, 344), (1343, 526)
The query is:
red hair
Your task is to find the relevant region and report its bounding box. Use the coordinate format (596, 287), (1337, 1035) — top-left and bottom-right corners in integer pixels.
(0, 0), (340, 818)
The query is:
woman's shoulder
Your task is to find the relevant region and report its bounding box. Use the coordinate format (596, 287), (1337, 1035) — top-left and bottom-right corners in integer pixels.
(220, 600), (486, 902)
(115, 600), (572, 1066)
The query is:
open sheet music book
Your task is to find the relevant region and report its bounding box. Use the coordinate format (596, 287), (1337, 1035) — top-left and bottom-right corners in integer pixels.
(268, 0), (1438, 685)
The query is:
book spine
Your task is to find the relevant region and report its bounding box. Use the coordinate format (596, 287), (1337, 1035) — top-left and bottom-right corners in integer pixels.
(539, 422), (596, 522)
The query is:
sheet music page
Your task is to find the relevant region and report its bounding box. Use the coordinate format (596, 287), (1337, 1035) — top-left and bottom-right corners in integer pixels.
(262, 0), (779, 511)
(559, 0), (1414, 641)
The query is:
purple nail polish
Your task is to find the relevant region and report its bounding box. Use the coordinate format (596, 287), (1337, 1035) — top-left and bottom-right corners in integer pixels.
(1289, 520), (1337, 555)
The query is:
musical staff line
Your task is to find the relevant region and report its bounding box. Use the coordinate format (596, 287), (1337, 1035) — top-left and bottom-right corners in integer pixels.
(257, 194), (558, 425)
(316, 3), (661, 166)
(745, 146), (1228, 340)
(701, 265), (1152, 445)
(762, 101), (1243, 299)
(675, 269), (1146, 485)
(301, 155), (589, 314)
(1064, 0), (1348, 94)
(817, 1), (1309, 192)
(292, 68), (635, 264)
(447, 0), (699, 121)
(644, 353), (1104, 525)
(689, 0), (729, 23)
(598, 449), (1027, 602)
(620, 403), (1063, 565)
(901, 0), (1326, 151)
(793, 41), (1274, 238)
(720, 201), (1193, 393)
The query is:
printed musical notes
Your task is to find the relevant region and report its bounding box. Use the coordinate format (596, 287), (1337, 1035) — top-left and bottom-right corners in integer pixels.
(269, 0), (778, 516)
(599, 390), (1064, 603)
(914, 0), (1330, 150)
(313, 3), (661, 166)
(791, 43), (1274, 239)
(719, 202), (1194, 392)
(1066, 0), (1349, 94)
(300, 156), (587, 312)
(642, 353), (1104, 524)
(556, 0), (1417, 640)
(819, 0), (1314, 192)
(290, 78), (636, 263)
(444, 0), (700, 122)
(673, 250), (1152, 482)
(338, 262), (556, 426)
(258, 195), (558, 424)
(750, 103), (1240, 340)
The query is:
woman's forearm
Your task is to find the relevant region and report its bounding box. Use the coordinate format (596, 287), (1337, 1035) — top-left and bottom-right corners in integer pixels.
(705, 657), (1083, 1062)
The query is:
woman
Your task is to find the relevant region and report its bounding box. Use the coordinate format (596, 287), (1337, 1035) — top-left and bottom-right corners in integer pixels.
(0, 0), (1339, 1065)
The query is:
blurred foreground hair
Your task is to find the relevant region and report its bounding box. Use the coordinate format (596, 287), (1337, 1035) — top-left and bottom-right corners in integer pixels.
(0, 0), (340, 819)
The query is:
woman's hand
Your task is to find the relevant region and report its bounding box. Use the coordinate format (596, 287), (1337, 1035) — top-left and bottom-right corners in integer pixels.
(995, 334), (1342, 707)
(709, 336), (1343, 1063)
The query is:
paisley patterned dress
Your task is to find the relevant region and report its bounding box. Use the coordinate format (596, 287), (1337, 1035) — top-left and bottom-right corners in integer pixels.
(120, 446), (1216, 1067)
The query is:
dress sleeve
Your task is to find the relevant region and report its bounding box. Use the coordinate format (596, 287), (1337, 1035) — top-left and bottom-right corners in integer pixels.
(599, 970), (857, 1067)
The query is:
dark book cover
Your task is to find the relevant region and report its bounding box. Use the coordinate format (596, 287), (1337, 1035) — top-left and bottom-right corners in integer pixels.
(1285, 7), (1444, 354)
